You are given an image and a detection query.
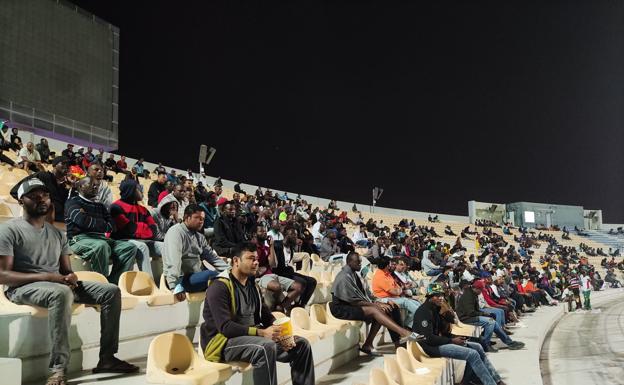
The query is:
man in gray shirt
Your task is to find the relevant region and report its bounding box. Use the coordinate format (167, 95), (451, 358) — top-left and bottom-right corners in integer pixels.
(162, 204), (229, 301)
(0, 178), (138, 385)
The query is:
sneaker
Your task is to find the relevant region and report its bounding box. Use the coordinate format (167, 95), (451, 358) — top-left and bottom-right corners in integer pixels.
(400, 332), (425, 344)
(507, 341), (525, 350)
(486, 346), (499, 353)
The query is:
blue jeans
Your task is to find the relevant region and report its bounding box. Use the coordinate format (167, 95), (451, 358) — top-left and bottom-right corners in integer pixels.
(438, 341), (500, 385)
(355, 239), (372, 248)
(467, 316), (513, 346)
(379, 297), (421, 329)
(182, 270), (219, 292)
(482, 307), (505, 328)
(426, 268), (444, 276)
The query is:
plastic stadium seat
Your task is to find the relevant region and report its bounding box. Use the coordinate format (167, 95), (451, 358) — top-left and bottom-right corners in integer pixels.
(0, 284), (84, 317)
(0, 202), (14, 218)
(159, 274), (206, 303)
(73, 271), (138, 310)
(396, 347), (440, 378)
(119, 271), (175, 306)
(452, 320), (478, 337)
(384, 356), (438, 385)
(146, 332), (233, 385)
(290, 307), (336, 339)
(325, 302), (363, 328)
(307, 271), (329, 303)
(271, 311), (320, 343)
(370, 367), (399, 385)
(293, 252), (311, 273)
(309, 303), (350, 332)
(310, 253), (327, 267)
(406, 341), (447, 376)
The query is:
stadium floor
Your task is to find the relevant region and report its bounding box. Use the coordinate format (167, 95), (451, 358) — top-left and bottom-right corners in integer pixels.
(541, 288), (624, 385)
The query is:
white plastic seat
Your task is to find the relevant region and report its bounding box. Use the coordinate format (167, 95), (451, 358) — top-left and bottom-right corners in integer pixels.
(117, 271), (175, 306)
(309, 303), (349, 332)
(370, 367), (399, 385)
(384, 355), (438, 385)
(146, 332), (233, 385)
(290, 307), (336, 339)
(406, 342), (448, 376)
(325, 302), (363, 328)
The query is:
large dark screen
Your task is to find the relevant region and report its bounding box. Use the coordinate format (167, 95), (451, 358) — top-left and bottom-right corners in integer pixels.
(0, 0), (116, 131)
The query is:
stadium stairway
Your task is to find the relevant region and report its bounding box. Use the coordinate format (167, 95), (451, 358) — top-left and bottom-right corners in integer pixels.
(583, 230), (624, 253)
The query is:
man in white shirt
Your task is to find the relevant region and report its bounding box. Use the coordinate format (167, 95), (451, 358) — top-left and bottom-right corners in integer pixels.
(18, 141), (43, 172)
(311, 221), (325, 247)
(267, 219), (284, 241)
(352, 224), (372, 248)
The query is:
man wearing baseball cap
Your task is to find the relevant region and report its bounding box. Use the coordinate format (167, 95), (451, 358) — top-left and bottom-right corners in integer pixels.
(413, 283), (506, 385)
(0, 178), (138, 385)
(10, 156), (71, 222)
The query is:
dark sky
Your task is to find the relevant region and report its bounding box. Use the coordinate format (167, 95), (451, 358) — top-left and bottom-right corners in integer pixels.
(70, 0), (624, 222)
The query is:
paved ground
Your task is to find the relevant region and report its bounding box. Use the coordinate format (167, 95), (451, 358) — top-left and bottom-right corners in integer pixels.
(540, 290), (624, 385)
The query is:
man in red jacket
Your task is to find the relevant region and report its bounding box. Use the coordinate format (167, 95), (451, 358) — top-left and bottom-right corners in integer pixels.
(110, 179), (162, 279)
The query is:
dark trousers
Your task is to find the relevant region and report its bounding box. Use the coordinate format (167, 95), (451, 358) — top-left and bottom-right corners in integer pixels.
(274, 268), (317, 307)
(222, 335), (314, 385)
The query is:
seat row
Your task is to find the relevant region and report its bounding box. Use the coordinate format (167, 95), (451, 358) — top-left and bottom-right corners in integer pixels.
(146, 302), (363, 385)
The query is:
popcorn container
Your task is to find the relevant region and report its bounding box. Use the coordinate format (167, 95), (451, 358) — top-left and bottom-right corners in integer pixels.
(273, 317), (296, 349)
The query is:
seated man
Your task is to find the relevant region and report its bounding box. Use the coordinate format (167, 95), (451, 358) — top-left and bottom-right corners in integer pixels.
(271, 228), (318, 307)
(456, 280), (524, 352)
(88, 163), (113, 209)
(10, 156), (71, 223)
(0, 178), (138, 385)
(147, 171), (168, 208)
(421, 250), (444, 276)
(212, 201), (246, 257)
(319, 229), (345, 263)
(152, 194), (179, 242)
(331, 252), (422, 355)
(352, 224), (372, 248)
(201, 242), (315, 385)
(162, 204), (229, 301)
(393, 257), (420, 297)
(17, 141), (44, 173)
(198, 191), (219, 237)
(65, 177), (137, 284)
(110, 179), (161, 278)
(372, 258), (421, 329)
(414, 283), (506, 385)
(254, 226), (302, 313)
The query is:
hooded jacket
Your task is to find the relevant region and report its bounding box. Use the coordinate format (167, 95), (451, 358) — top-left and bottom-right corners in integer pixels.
(152, 193), (178, 241)
(200, 270), (274, 362)
(110, 179), (156, 240)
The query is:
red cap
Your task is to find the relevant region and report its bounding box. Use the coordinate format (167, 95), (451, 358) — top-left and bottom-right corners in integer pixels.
(216, 197), (228, 206)
(472, 279), (485, 290)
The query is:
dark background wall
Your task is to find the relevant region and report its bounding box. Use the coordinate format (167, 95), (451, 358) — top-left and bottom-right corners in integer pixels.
(69, 0), (624, 222)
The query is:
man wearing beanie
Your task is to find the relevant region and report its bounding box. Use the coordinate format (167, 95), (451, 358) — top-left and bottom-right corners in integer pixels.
(110, 179), (160, 278)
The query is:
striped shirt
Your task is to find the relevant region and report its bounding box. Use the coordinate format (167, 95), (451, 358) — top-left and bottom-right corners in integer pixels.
(65, 195), (114, 239)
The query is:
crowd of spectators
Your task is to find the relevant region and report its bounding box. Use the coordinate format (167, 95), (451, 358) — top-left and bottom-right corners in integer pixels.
(1, 137), (623, 385)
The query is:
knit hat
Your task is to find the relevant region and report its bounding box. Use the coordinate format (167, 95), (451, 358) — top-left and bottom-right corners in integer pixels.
(119, 179), (139, 202)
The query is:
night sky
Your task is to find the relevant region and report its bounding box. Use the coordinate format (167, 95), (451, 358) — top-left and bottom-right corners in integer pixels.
(69, 1), (624, 222)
